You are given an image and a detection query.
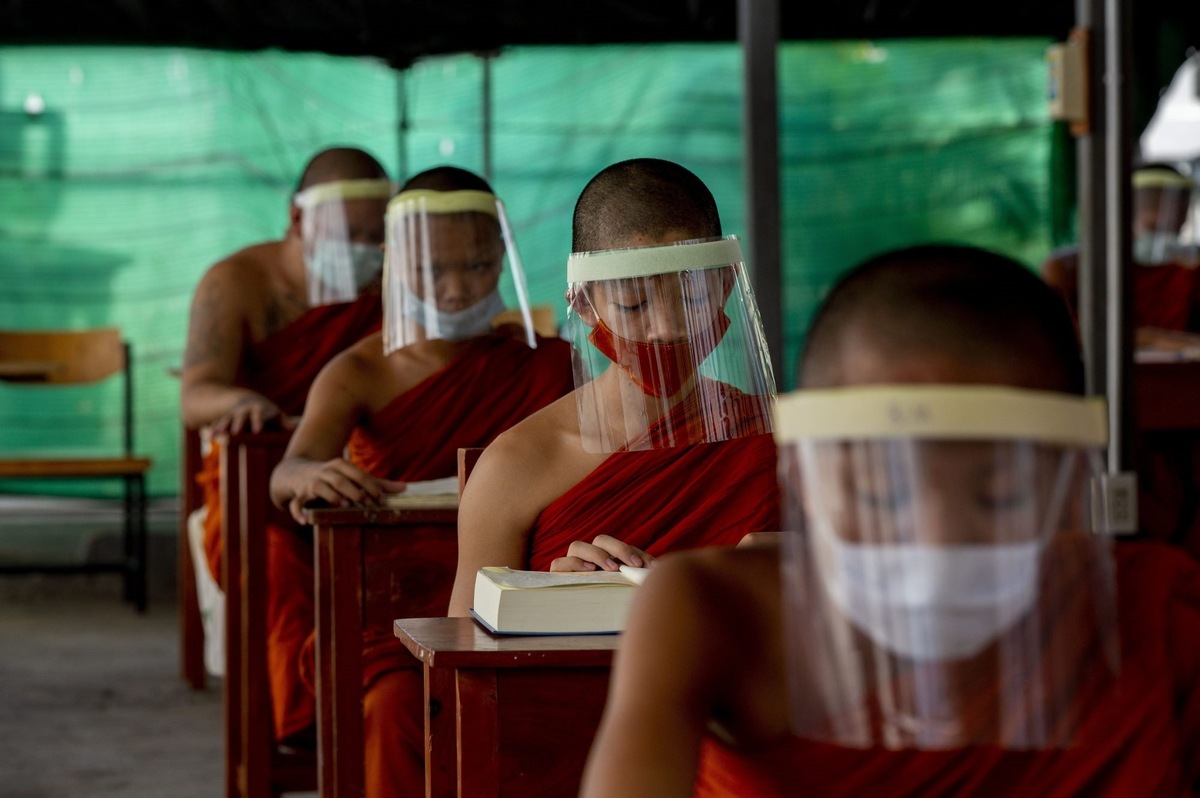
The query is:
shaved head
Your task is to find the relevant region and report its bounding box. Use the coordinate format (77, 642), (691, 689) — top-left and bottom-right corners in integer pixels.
(401, 166), (493, 194)
(295, 147), (388, 194)
(801, 244), (1084, 394)
(572, 158), (721, 252)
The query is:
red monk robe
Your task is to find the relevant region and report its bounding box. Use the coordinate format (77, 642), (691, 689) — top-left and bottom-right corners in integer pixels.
(268, 333), (574, 743)
(196, 291), (383, 583)
(694, 541), (1200, 797)
(364, 381), (780, 798)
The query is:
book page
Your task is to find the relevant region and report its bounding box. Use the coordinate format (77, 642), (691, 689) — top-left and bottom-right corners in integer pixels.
(381, 477), (460, 509)
(481, 567), (639, 589)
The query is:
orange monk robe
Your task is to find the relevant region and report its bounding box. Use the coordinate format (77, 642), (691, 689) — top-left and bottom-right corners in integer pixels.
(365, 382), (780, 798)
(196, 291), (383, 583)
(694, 541), (1200, 797)
(268, 334), (574, 742)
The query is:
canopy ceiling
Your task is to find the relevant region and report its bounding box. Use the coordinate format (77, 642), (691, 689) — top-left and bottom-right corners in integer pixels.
(0, 1), (1191, 65)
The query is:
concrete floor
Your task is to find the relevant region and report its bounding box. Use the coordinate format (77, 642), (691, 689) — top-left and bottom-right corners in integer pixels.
(0, 574), (224, 797)
(0, 497), (226, 797)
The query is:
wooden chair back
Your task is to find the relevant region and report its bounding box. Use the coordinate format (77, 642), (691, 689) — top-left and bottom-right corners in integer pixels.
(0, 327), (125, 385)
(457, 447), (484, 496)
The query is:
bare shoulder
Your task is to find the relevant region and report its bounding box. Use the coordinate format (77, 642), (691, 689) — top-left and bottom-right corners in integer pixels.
(192, 242), (278, 316)
(310, 332), (388, 401)
(462, 391), (600, 528)
(644, 545), (782, 629)
(637, 545), (789, 745)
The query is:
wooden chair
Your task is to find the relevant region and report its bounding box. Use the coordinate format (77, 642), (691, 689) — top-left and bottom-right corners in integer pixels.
(305, 447), (481, 797)
(217, 428), (317, 798)
(0, 328), (152, 612)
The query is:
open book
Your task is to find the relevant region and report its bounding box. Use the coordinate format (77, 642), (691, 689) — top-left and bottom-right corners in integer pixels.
(470, 564), (651, 635)
(381, 477), (460, 509)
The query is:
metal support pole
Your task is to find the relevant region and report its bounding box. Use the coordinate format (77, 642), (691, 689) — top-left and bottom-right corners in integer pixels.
(738, 0), (784, 387)
(1103, 0), (1134, 476)
(481, 52), (494, 183)
(1076, 0), (1138, 532)
(396, 69), (410, 183)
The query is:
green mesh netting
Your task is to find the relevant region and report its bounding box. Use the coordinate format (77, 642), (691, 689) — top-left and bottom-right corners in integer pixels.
(0, 39), (1056, 497)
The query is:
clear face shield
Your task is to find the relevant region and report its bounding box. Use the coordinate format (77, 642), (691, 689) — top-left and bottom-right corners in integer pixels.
(1132, 168), (1197, 265)
(776, 386), (1120, 750)
(382, 189), (536, 355)
(294, 179), (392, 306)
(565, 236), (776, 453)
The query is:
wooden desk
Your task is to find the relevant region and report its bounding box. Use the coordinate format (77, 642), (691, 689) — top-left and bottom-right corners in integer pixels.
(394, 617), (619, 798)
(0, 359), (64, 382)
(218, 429), (315, 797)
(305, 503), (459, 798)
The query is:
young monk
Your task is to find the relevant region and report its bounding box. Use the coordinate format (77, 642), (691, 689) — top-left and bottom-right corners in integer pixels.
(263, 165), (575, 748)
(181, 146), (391, 678)
(362, 158), (782, 797)
(582, 243), (1200, 796)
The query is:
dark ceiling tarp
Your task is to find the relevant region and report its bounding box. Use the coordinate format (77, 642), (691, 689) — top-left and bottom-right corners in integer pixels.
(1, 0), (1197, 128)
(1, 1), (1194, 63)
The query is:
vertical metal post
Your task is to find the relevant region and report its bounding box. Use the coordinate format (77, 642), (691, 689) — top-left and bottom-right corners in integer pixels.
(739, 0), (784, 387)
(1076, 0), (1138, 532)
(396, 68), (410, 183)
(1103, 0), (1134, 475)
(1076, 0), (1106, 400)
(481, 52), (494, 183)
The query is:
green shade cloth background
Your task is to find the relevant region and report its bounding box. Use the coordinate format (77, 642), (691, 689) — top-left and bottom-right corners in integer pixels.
(0, 39), (1055, 497)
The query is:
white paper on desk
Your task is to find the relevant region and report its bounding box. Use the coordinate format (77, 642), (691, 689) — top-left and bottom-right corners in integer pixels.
(392, 476), (459, 496)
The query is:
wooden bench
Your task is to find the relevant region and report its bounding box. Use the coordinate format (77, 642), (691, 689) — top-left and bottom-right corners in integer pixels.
(0, 328), (152, 612)
(393, 616), (618, 798)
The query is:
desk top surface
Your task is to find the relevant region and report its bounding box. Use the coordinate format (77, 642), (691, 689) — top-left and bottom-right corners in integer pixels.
(394, 616), (619, 669)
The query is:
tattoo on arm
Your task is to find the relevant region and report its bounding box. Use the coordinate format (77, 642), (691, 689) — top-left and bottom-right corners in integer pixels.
(183, 277), (234, 369)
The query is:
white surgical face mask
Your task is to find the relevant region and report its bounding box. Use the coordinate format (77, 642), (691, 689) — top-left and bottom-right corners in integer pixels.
(400, 287), (507, 341)
(814, 523), (1043, 662)
(307, 240), (384, 302)
(1133, 232), (1181, 265)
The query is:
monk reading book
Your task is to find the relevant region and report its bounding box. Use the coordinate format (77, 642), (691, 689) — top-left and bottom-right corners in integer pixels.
(582, 244), (1200, 797)
(361, 158), (782, 798)
(266, 166), (574, 750)
(181, 146), (391, 682)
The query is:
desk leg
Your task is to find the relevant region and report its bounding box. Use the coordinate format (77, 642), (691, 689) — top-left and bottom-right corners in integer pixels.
(240, 444), (275, 798)
(316, 523), (366, 798)
(456, 670), (499, 797)
(222, 448), (244, 797)
(424, 665), (456, 798)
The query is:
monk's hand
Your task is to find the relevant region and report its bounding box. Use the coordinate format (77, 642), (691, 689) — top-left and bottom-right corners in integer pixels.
(209, 395), (283, 436)
(287, 459), (392, 524)
(736, 531), (781, 549)
(549, 534), (656, 573)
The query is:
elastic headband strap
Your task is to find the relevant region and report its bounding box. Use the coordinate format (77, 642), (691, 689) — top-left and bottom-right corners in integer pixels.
(774, 386), (1108, 447)
(1133, 169), (1193, 190)
(567, 237), (743, 281)
(294, 178), (393, 208)
(386, 189), (500, 222)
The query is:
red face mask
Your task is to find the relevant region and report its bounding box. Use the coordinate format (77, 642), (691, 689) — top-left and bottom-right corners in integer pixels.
(587, 311), (732, 398)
